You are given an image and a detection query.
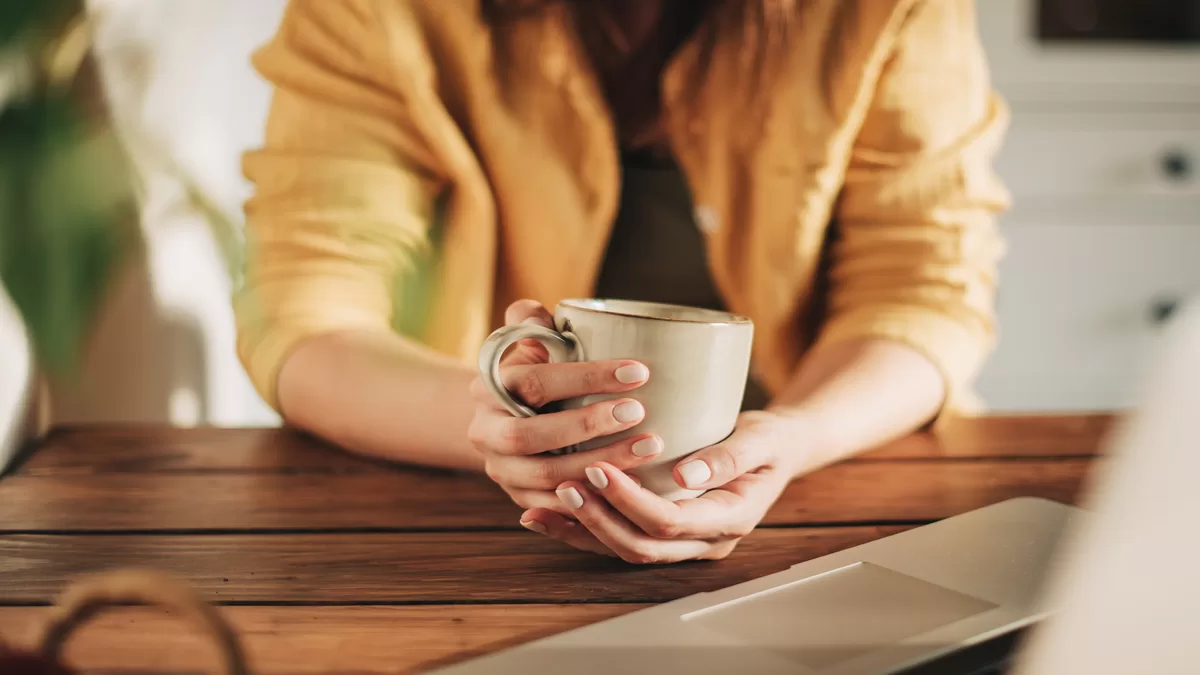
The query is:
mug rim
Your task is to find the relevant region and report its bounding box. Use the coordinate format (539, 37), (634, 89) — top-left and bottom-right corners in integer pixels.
(558, 298), (752, 325)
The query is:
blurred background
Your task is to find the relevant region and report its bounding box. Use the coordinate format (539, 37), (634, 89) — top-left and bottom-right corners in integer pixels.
(2, 0), (1198, 469)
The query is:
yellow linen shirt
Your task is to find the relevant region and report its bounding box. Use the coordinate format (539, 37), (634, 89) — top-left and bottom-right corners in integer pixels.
(236, 0), (1010, 415)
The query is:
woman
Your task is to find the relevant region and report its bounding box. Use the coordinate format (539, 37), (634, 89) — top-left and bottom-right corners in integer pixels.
(237, 0), (1009, 563)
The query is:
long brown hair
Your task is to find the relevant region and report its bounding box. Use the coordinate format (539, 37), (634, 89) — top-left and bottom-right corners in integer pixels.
(482, 0), (796, 149)
(481, 0), (797, 26)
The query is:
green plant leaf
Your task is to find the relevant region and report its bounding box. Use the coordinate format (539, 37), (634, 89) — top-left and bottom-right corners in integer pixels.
(0, 92), (139, 376)
(0, 0), (76, 52)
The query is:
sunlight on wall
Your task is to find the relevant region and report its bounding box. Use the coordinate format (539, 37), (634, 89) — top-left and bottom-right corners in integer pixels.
(52, 0), (291, 427)
(169, 386), (202, 427)
(0, 287), (32, 469)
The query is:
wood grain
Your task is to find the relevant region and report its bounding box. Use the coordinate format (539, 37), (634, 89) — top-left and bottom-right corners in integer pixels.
(17, 415), (1113, 476)
(863, 414), (1114, 460)
(0, 604), (645, 674)
(0, 527), (905, 605)
(0, 459), (1095, 531)
(0, 418), (1107, 673)
(16, 427), (377, 476)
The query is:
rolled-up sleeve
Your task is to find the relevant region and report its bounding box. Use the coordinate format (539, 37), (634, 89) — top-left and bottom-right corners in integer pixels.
(236, 0), (444, 410)
(815, 0), (1011, 415)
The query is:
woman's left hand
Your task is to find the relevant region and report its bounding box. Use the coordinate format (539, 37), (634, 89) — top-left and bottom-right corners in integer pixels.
(517, 411), (805, 563)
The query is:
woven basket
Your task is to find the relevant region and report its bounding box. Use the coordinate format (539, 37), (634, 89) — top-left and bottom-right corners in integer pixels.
(0, 569), (247, 674)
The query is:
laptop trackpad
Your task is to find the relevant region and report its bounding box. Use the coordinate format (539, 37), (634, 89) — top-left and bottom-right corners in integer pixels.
(684, 562), (997, 671)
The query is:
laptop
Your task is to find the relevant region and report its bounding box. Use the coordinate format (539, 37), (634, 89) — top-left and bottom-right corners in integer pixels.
(430, 300), (1200, 675)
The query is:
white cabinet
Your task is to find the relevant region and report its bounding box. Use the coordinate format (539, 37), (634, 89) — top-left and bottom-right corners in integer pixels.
(978, 222), (1200, 411)
(971, 6), (1200, 412)
(995, 113), (1200, 200)
(977, 0), (1200, 105)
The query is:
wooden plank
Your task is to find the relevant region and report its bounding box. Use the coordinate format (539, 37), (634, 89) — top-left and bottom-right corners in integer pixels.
(0, 527), (905, 605)
(769, 458), (1092, 524)
(17, 415), (1112, 476)
(0, 470), (515, 531)
(17, 427), (377, 476)
(864, 414), (1114, 460)
(0, 604), (645, 674)
(0, 459), (1094, 531)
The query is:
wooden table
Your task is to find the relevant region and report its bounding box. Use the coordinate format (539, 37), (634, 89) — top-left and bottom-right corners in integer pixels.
(0, 415), (1110, 673)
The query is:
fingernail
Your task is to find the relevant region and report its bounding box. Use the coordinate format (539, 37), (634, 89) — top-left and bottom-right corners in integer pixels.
(521, 317), (553, 328)
(631, 436), (663, 457)
(613, 400), (645, 424)
(614, 363), (649, 384)
(557, 486), (584, 509)
(585, 466), (609, 490)
(520, 519), (548, 535)
(678, 460), (712, 488)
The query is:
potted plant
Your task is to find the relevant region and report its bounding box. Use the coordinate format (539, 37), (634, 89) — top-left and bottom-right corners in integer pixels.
(0, 0), (242, 467)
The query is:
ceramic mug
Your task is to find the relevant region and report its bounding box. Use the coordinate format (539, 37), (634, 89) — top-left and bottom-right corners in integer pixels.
(478, 299), (753, 501)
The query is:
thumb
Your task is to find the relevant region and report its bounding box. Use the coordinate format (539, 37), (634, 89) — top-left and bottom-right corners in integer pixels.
(501, 299), (556, 366)
(504, 299), (554, 328)
(673, 433), (773, 491)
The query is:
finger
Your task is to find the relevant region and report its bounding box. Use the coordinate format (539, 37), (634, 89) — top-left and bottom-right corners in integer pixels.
(584, 462), (758, 540)
(504, 300), (554, 328)
(673, 436), (775, 491)
(494, 301), (557, 367)
(484, 434), (663, 490)
(520, 509), (616, 558)
(525, 508), (738, 561)
(500, 336), (551, 367)
(497, 359), (650, 410)
(468, 398), (646, 456)
(554, 481), (712, 565)
(502, 487), (572, 515)
(495, 329), (555, 369)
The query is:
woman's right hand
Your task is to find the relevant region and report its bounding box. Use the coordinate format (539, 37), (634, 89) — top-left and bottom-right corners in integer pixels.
(467, 300), (664, 518)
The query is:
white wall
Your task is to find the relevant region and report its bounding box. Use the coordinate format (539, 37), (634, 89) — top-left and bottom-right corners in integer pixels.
(0, 287), (32, 470)
(42, 0), (291, 427)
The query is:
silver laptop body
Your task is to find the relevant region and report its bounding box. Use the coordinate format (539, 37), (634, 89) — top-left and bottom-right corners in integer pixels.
(431, 497), (1079, 675)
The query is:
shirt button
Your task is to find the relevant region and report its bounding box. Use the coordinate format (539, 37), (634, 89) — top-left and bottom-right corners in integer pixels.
(694, 205), (720, 234)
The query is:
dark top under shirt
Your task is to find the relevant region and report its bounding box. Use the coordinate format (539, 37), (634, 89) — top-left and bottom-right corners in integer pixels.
(592, 150), (769, 411)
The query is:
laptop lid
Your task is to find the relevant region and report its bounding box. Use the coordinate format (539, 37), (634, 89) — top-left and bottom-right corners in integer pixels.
(1011, 300), (1200, 675)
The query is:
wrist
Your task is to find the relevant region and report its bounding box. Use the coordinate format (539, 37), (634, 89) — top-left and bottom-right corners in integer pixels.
(751, 406), (846, 478)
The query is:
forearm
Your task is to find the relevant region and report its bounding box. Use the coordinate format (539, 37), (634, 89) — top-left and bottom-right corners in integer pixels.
(276, 329), (483, 471)
(768, 339), (946, 475)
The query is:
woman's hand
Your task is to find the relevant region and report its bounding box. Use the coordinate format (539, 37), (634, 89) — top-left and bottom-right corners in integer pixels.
(468, 300), (666, 514)
(517, 411), (803, 562)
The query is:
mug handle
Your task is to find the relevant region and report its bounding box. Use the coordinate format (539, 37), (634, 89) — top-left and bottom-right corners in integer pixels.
(478, 323), (583, 417)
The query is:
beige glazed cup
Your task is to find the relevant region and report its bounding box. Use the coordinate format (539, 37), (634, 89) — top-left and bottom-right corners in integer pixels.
(478, 299), (753, 501)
